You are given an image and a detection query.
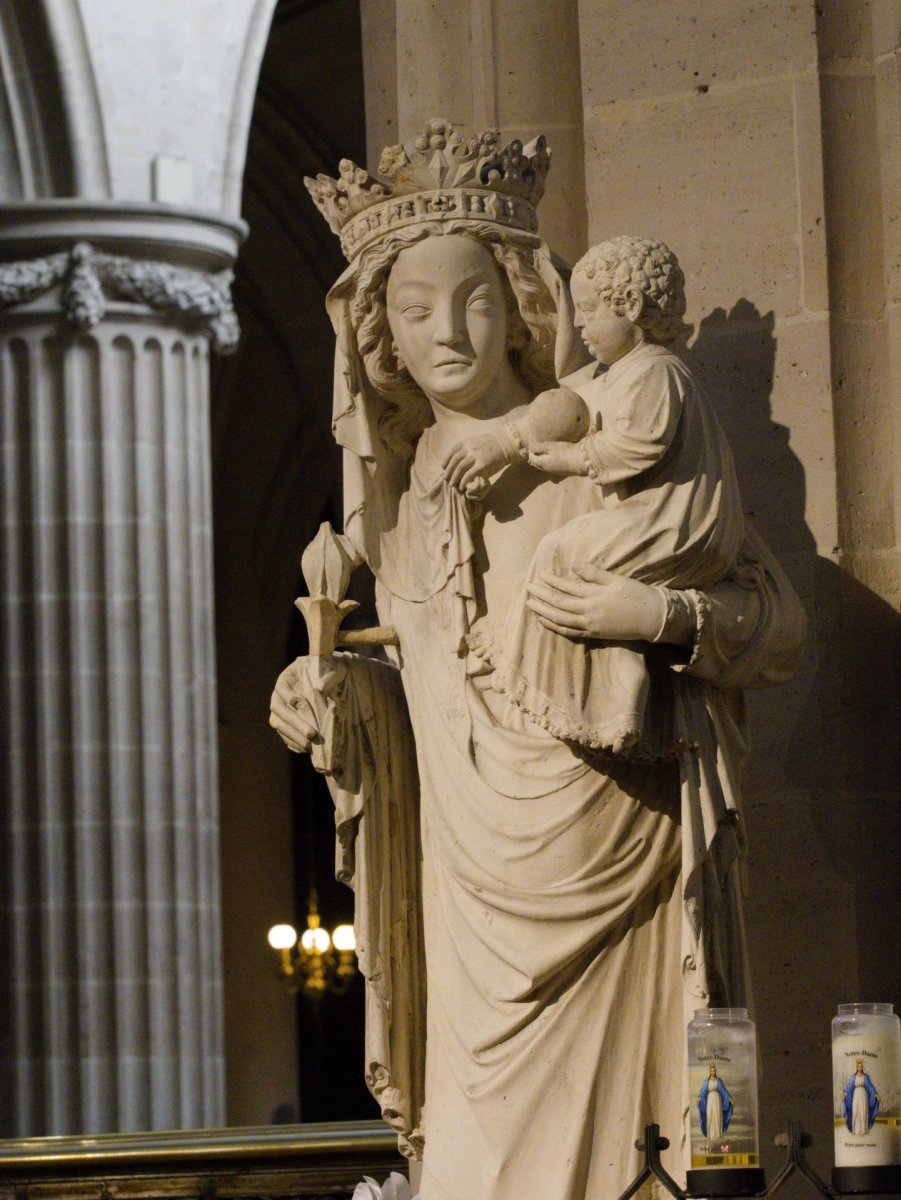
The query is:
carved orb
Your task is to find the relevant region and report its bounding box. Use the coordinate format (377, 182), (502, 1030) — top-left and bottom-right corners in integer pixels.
(530, 386), (590, 443)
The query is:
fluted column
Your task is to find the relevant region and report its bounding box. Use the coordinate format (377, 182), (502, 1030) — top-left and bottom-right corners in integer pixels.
(0, 203), (242, 1135)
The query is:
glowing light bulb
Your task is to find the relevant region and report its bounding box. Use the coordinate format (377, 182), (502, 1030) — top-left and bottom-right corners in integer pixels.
(332, 924), (356, 952)
(267, 923), (297, 951)
(301, 925), (331, 955)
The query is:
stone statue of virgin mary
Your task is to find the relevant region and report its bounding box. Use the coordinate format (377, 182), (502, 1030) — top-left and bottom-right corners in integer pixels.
(270, 119), (805, 1200)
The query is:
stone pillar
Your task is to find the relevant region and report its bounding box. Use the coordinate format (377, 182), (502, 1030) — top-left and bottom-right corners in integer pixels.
(360, 0), (587, 263)
(0, 203), (243, 1135)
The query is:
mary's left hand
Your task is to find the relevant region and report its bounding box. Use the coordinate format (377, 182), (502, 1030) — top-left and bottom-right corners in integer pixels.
(526, 567), (667, 642)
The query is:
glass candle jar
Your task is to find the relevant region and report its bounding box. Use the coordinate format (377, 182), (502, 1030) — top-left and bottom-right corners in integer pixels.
(832, 1002), (900, 1193)
(687, 1008), (764, 1197)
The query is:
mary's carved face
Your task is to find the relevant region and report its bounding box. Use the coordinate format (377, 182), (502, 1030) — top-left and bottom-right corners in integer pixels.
(386, 234), (509, 414)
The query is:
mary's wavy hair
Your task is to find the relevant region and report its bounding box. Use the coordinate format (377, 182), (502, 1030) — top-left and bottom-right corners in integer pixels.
(349, 221), (558, 454)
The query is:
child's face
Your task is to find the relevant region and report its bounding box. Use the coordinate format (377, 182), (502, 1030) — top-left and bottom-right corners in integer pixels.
(571, 272), (642, 366)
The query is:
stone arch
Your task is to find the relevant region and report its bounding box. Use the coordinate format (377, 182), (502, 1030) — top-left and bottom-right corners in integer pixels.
(0, 0), (110, 199)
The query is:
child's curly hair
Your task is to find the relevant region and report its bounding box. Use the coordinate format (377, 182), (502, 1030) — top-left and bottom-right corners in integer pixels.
(572, 236), (689, 344)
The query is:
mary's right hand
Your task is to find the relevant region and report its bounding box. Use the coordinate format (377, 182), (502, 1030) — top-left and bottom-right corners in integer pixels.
(525, 567), (669, 643)
(269, 659), (322, 754)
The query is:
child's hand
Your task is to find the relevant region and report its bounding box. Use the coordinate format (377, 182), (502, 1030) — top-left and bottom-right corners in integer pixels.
(443, 432), (508, 494)
(528, 439), (587, 476)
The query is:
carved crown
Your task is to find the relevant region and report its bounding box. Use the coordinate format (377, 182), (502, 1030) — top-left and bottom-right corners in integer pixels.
(305, 118), (550, 261)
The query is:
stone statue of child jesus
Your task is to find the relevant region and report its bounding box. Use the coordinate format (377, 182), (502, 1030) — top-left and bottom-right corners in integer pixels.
(442, 235), (746, 755)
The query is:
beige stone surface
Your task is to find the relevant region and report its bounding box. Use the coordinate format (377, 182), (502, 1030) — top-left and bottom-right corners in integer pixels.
(362, 0), (586, 262)
(491, 0), (586, 261)
(394, 5), (474, 129)
(820, 77), (890, 322)
(817, 1), (899, 610)
(831, 320), (895, 548)
(688, 313), (838, 557)
(583, 80), (804, 317)
(361, 0), (400, 164)
(817, 0), (896, 61)
(576, 3), (899, 1186)
(791, 70), (831, 314)
(577, 0), (818, 104)
(744, 782), (860, 1134)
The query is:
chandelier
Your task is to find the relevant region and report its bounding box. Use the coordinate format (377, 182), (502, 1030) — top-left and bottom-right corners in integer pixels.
(267, 889), (357, 997)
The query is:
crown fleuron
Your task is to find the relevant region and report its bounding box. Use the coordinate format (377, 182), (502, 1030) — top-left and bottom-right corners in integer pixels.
(305, 118), (551, 261)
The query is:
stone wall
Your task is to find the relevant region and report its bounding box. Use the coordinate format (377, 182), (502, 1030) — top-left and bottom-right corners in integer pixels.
(577, 0), (899, 1177)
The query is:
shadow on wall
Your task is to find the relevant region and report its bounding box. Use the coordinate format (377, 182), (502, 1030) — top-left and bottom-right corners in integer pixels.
(683, 301), (900, 1169)
(684, 302), (805, 558)
(688, 301), (899, 987)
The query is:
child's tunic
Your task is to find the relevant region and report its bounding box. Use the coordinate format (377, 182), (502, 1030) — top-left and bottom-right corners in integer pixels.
(493, 339), (745, 756)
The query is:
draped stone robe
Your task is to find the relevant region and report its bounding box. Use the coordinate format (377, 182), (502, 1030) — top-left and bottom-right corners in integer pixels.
(298, 417), (804, 1200)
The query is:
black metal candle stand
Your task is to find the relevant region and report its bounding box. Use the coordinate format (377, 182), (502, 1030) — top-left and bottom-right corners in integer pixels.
(613, 1121), (901, 1200)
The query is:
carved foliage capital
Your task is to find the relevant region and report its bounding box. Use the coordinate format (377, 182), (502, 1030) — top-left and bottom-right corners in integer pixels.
(0, 241), (239, 352)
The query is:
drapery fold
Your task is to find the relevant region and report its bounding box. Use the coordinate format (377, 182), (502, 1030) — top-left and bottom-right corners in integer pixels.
(299, 654), (426, 1159)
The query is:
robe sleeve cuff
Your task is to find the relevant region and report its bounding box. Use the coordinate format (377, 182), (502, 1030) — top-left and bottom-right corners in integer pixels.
(651, 586), (697, 649)
(670, 588), (714, 673)
(494, 419), (529, 463)
(581, 432), (617, 484)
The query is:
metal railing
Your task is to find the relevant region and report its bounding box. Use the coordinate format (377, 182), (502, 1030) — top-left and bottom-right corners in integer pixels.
(0, 1121), (406, 1200)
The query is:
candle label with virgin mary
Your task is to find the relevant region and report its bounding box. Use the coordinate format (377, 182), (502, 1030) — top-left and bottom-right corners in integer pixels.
(832, 1003), (901, 1168)
(688, 1008), (760, 1169)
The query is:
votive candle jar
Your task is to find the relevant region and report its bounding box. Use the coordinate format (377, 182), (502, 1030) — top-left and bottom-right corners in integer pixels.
(832, 1002), (900, 1171)
(687, 1007), (763, 1196)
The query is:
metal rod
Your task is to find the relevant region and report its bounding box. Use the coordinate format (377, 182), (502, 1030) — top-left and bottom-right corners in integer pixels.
(614, 1125), (686, 1200)
(768, 1121), (834, 1199)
